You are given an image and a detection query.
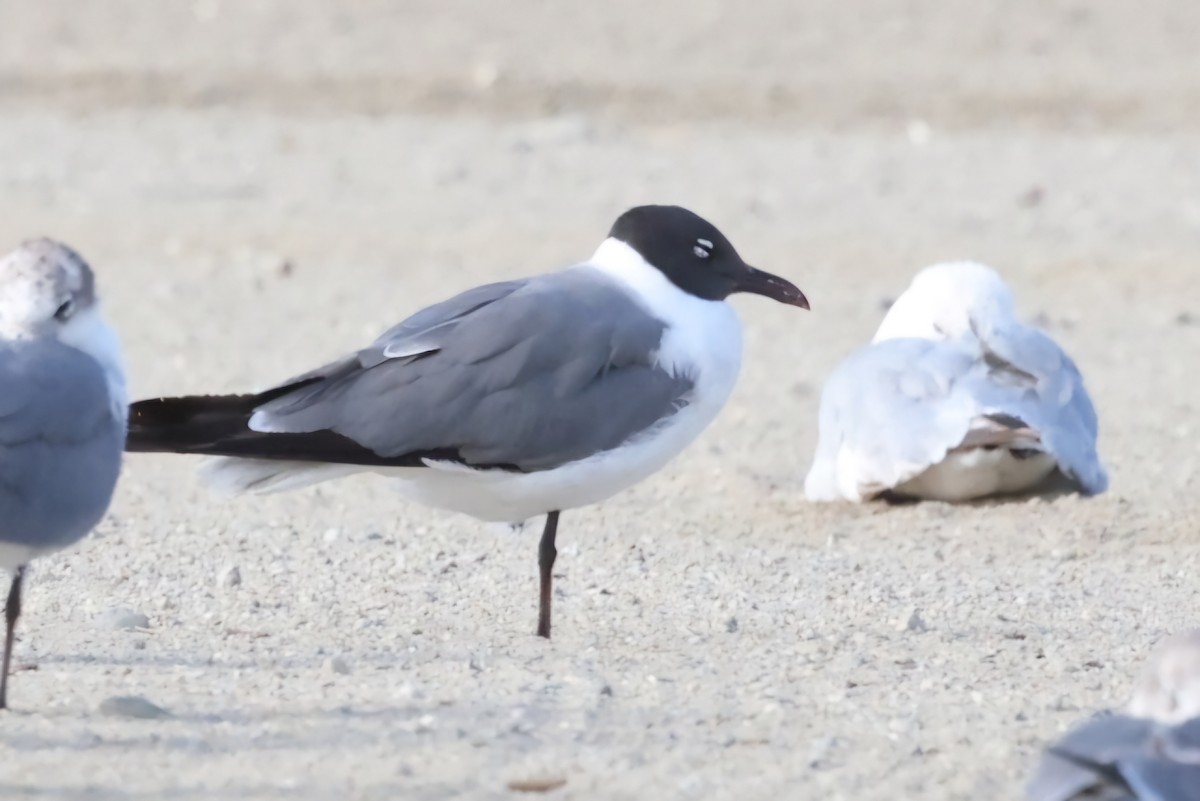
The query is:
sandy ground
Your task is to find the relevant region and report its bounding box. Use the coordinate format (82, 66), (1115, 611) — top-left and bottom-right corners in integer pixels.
(0, 1), (1198, 799)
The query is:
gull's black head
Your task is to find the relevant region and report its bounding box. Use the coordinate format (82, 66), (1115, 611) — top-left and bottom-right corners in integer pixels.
(608, 205), (808, 308)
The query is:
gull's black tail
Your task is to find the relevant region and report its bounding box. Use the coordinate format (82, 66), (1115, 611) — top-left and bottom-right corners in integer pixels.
(125, 373), (326, 457)
(125, 389), (366, 495)
(124, 377), (451, 494)
(126, 393), (269, 455)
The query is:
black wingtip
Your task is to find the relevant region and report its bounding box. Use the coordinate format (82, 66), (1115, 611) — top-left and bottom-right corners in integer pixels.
(125, 394), (263, 453)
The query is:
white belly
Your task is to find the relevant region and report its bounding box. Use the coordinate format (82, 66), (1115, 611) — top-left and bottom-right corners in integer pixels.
(0, 541), (57, 573)
(893, 448), (1057, 502)
(385, 385), (732, 522)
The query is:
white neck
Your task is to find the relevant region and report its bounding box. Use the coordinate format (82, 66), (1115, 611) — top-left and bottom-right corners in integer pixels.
(588, 237), (685, 307)
(586, 237), (743, 393)
(57, 306), (128, 423)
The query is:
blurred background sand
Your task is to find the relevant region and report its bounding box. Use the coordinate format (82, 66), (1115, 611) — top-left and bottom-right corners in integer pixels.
(0, 1), (1197, 799)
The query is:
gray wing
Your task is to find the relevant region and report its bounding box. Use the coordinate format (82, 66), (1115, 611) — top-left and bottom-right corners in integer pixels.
(249, 267), (694, 472)
(1162, 716), (1200, 757)
(804, 338), (981, 500)
(0, 341), (123, 550)
(282, 280), (529, 379)
(1119, 717), (1200, 800)
(804, 324), (1107, 501)
(971, 320), (1107, 494)
(1026, 714), (1156, 801)
(1119, 759), (1200, 801)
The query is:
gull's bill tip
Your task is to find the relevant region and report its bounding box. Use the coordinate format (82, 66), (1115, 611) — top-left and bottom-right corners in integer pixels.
(734, 265), (809, 309)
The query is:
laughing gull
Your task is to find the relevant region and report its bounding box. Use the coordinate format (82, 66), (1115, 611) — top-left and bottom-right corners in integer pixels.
(127, 204), (808, 638)
(804, 261), (1106, 503)
(0, 239), (126, 709)
(1027, 629), (1200, 800)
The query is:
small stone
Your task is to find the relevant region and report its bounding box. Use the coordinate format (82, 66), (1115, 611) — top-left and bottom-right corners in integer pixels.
(506, 777), (567, 793)
(97, 608), (149, 630)
(906, 119), (932, 145)
(725, 617), (739, 633)
(323, 528), (340, 544)
(218, 565), (241, 588)
(897, 608), (928, 633)
(1018, 186), (1045, 208)
(808, 735), (838, 768)
(325, 656), (351, 675)
(99, 695), (170, 719)
(471, 62), (503, 91)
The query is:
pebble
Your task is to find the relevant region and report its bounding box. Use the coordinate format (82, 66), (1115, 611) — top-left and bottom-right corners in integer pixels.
(897, 608), (928, 633)
(218, 565), (242, 589)
(810, 735), (845, 770)
(506, 776), (567, 793)
(471, 62), (503, 91)
(99, 695), (171, 720)
(325, 656), (351, 675)
(96, 608), (150, 630)
(906, 118), (933, 145)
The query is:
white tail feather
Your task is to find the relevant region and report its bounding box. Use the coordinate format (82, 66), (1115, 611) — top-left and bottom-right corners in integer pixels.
(198, 457), (362, 496)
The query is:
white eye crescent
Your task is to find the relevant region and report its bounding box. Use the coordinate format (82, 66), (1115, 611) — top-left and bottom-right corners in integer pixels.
(693, 246), (710, 258)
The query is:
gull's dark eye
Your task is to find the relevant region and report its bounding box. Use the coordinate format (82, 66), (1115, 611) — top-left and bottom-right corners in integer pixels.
(54, 299), (75, 321)
(693, 237), (713, 259)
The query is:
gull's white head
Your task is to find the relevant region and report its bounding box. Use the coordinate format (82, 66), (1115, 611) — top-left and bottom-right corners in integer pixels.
(0, 238), (126, 410)
(0, 238), (98, 341)
(1128, 628), (1200, 725)
(872, 261), (1018, 344)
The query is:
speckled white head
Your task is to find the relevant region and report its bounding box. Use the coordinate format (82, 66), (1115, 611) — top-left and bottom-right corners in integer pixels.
(1128, 628), (1200, 724)
(0, 238), (127, 413)
(0, 238), (98, 340)
(872, 261), (1018, 344)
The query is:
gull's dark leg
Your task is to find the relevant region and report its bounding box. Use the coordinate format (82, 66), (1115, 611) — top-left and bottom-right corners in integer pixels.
(1, 565), (25, 710)
(536, 511), (560, 639)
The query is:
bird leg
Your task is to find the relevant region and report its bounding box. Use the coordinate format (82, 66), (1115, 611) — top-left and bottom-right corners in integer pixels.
(1, 566), (25, 710)
(536, 511), (560, 639)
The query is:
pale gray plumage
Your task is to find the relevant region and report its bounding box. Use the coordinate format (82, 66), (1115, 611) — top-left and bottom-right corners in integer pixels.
(0, 340), (123, 554)
(247, 267), (694, 472)
(1027, 714), (1200, 801)
(806, 331), (1106, 499)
